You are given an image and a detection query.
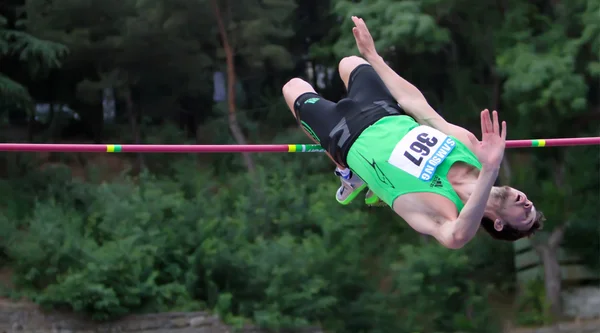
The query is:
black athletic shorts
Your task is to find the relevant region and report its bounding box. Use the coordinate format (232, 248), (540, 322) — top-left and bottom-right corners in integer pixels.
(293, 64), (406, 167)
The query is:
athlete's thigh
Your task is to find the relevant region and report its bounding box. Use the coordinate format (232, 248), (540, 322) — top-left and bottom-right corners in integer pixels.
(295, 92), (373, 166)
(347, 64), (397, 106)
(292, 92), (341, 144)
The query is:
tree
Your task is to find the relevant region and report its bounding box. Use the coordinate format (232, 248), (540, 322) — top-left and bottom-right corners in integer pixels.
(208, 0), (296, 173)
(329, 0), (599, 319)
(495, 0), (597, 316)
(210, 0), (255, 173)
(23, 0), (214, 168)
(0, 5), (68, 135)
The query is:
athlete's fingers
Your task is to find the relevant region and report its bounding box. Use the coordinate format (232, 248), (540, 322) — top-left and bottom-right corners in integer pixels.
(480, 110), (485, 134)
(352, 17), (365, 38)
(485, 109), (493, 133)
(492, 110), (499, 135)
(357, 17), (367, 30)
(480, 109), (488, 134)
(362, 19), (371, 35)
(482, 109), (492, 134)
(501, 121), (507, 140)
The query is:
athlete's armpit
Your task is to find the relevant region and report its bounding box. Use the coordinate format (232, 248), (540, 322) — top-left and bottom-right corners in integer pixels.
(394, 203), (464, 249)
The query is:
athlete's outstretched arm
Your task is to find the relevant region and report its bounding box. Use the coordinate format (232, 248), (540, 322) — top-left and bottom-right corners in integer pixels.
(443, 165), (499, 246)
(350, 17), (432, 116)
(350, 16), (478, 151)
(398, 110), (506, 249)
(398, 155), (500, 249)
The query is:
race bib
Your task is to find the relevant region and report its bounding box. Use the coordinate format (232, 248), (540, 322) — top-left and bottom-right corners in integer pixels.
(388, 126), (456, 181)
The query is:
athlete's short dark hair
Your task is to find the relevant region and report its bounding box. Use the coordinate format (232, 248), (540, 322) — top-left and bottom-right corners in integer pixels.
(480, 210), (545, 241)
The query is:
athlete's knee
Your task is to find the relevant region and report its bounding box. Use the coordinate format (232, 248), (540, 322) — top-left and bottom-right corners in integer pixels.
(339, 55), (369, 70)
(338, 56), (369, 83)
(282, 78), (316, 113)
(282, 78), (314, 98)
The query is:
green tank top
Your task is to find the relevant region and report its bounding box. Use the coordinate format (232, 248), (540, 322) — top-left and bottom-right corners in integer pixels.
(346, 115), (481, 211)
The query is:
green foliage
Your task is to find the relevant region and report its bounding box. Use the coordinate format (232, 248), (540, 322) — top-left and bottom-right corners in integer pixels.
(560, 146), (600, 272)
(219, 0), (297, 70)
(0, 29), (68, 78)
(0, 73), (32, 113)
(562, 221), (600, 273)
(4, 171), (205, 320)
(515, 278), (553, 326)
(0, 11), (68, 113)
(462, 233), (518, 292)
(387, 245), (500, 333)
(509, 145), (600, 268)
(0, 162), (499, 331)
(330, 0), (451, 58)
(1, 0), (598, 329)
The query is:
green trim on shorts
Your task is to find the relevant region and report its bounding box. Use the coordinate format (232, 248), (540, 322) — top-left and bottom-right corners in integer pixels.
(301, 120), (320, 143)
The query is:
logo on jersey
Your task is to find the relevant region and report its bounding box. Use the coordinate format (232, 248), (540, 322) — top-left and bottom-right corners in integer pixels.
(358, 152), (395, 189)
(429, 176), (443, 188)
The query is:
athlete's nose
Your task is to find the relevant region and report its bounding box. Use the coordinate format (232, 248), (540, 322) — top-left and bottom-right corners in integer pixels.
(524, 201), (532, 209)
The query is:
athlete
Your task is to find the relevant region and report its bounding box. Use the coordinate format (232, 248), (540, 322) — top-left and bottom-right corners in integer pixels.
(281, 16), (544, 248)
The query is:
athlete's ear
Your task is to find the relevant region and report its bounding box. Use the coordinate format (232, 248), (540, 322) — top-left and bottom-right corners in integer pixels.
(493, 219), (504, 231)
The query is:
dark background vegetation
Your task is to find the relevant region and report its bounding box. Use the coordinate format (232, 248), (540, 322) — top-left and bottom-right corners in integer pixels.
(0, 0), (598, 332)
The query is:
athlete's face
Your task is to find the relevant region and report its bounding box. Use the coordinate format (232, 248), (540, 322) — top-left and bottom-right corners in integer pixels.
(496, 186), (536, 231)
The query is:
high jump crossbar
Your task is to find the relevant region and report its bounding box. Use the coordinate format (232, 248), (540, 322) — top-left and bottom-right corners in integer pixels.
(0, 137), (598, 153)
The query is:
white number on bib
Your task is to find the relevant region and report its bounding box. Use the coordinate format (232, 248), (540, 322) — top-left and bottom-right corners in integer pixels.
(388, 126), (456, 181)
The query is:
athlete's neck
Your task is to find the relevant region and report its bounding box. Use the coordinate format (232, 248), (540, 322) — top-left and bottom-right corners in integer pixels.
(453, 173), (502, 217)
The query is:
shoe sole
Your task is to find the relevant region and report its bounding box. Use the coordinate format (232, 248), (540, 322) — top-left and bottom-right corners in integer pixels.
(336, 183), (367, 205)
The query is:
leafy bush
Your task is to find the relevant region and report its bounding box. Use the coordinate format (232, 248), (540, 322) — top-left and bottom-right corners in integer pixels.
(515, 278), (552, 326)
(390, 244), (500, 333)
(0, 161), (501, 332)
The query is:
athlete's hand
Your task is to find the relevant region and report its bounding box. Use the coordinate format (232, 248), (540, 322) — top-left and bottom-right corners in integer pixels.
(470, 109), (506, 169)
(351, 16), (378, 60)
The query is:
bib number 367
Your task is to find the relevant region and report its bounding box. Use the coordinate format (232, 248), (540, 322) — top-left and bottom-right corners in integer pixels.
(388, 126), (456, 181)
(403, 133), (438, 166)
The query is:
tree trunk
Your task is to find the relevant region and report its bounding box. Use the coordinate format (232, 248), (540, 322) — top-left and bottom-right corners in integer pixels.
(535, 244), (561, 316)
(211, 0), (255, 174)
(27, 107), (34, 142)
(500, 152), (513, 183)
(534, 226), (566, 317)
(124, 86), (145, 172)
(47, 103), (56, 142)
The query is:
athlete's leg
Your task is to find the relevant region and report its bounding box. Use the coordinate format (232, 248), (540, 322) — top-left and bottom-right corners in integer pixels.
(282, 77), (367, 205)
(282, 78), (345, 169)
(337, 56), (401, 206)
(338, 55), (370, 90)
(332, 55), (369, 182)
(332, 56), (369, 175)
(340, 55), (398, 104)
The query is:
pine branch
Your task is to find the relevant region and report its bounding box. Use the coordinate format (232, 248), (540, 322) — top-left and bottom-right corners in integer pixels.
(0, 29), (69, 77)
(0, 73), (33, 110)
